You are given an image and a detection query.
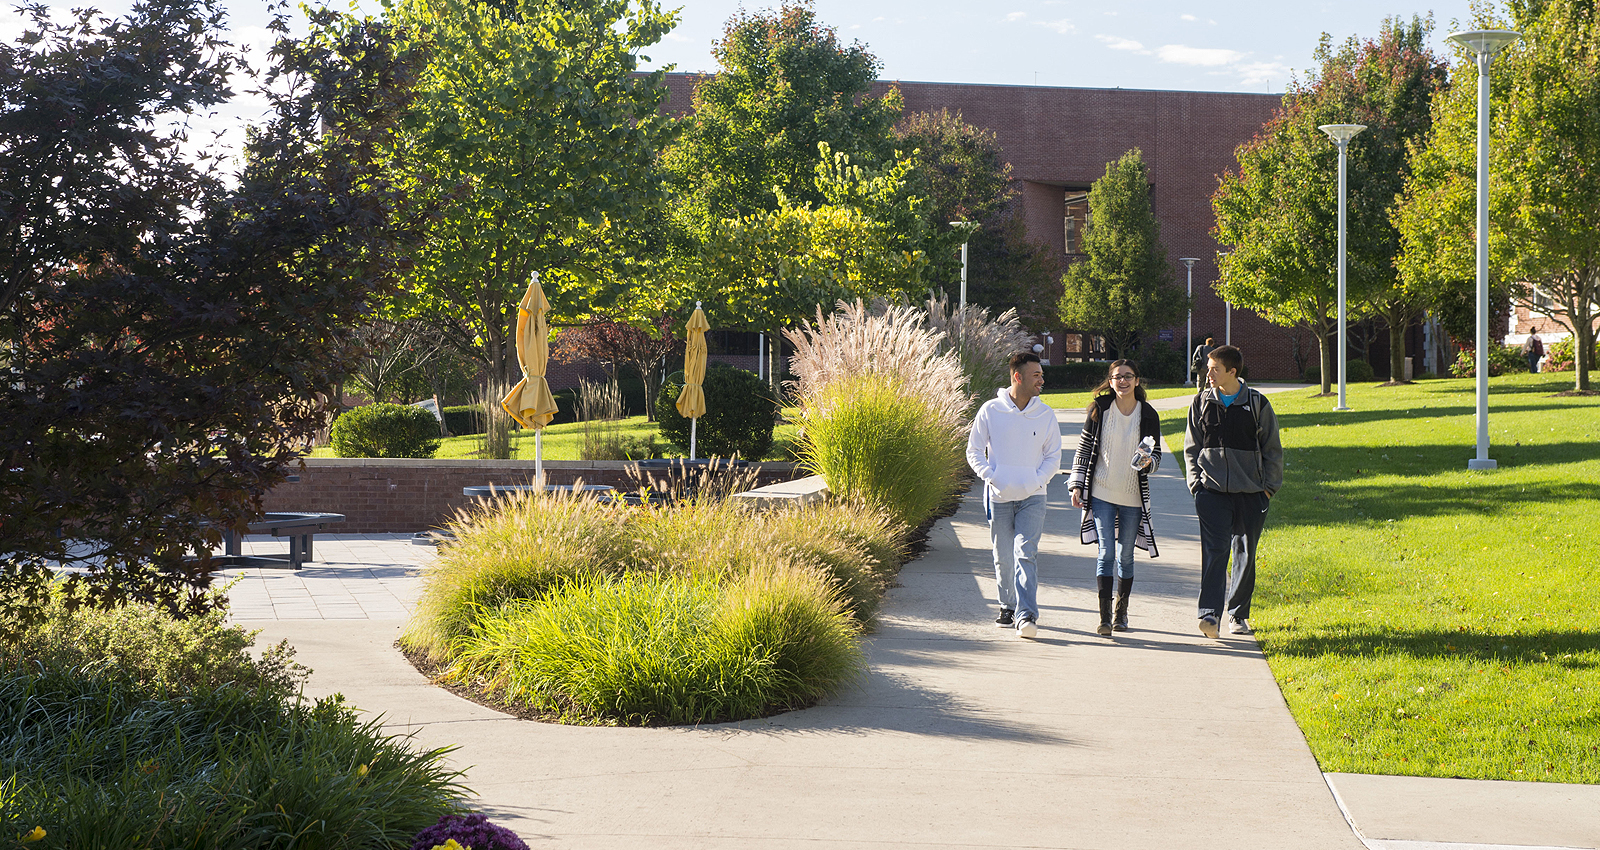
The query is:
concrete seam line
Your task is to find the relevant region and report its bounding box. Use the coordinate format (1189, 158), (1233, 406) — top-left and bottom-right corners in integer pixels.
(1322, 772), (1376, 848)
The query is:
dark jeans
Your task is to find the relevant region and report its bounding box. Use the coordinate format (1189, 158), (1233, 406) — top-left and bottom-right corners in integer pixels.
(1194, 488), (1270, 621)
(1526, 352), (1541, 373)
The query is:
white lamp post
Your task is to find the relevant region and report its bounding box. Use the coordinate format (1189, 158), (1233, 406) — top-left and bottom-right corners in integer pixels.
(1180, 258), (1200, 384)
(1318, 123), (1366, 412)
(949, 221), (980, 316)
(1447, 29), (1519, 470)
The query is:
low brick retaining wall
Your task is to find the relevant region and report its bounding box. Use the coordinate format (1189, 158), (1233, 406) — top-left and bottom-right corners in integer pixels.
(263, 459), (806, 533)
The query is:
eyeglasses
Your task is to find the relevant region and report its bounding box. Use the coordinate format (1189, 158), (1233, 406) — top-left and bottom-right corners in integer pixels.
(1111, 374), (1137, 382)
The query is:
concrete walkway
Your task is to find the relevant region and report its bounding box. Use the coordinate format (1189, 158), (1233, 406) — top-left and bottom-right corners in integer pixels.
(226, 388), (1599, 850)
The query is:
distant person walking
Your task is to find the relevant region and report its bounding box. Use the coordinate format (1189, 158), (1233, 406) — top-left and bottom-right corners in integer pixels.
(1067, 360), (1162, 636)
(1182, 345), (1284, 639)
(1522, 335), (1544, 374)
(966, 351), (1062, 639)
(1191, 336), (1216, 385)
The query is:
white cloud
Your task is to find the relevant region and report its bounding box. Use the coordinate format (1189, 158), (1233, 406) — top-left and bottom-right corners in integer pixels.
(1235, 61), (1291, 86)
(1156, 44), (1243, 66)
(1181, 14), (1196, 21)
(1035, 18), (1073, 34)
(1096, 35), (1147, 53)
(1005, 11), (1026, 22)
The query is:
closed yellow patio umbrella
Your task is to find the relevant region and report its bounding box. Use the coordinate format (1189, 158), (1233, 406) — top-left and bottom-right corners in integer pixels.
(501, 271), (560, 483)
(675, 302), (709, 459)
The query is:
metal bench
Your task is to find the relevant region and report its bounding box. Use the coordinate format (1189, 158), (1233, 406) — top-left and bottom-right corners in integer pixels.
(220, 511), (345, 570)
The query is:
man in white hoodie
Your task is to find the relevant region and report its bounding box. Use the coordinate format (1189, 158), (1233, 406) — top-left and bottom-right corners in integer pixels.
(966, 351), (1062, 638)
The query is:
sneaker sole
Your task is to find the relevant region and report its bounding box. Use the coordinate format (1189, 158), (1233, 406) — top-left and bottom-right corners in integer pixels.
(1096, 624), (1112, 636)
(1017, 622), (1038, 639)
(1198, 618), (1220, 639)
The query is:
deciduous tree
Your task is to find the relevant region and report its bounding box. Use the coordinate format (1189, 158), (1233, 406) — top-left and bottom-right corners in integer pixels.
(1397, 0), (1600, 391)
(0, 1), (420, 623)
(1058, 149), (1186, 358)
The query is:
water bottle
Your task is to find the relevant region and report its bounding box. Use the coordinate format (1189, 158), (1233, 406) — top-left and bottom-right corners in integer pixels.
(1130, 435), (1155, 472)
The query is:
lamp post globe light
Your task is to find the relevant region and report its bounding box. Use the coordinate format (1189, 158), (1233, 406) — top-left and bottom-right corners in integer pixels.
(1179, 258), (1200, 385)
(1317, 123), (1366, 412)
(1446, 29), (1520, 471)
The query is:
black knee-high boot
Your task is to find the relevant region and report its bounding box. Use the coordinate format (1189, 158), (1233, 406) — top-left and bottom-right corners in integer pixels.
(1096, 575), (1114, 636)
(1114, 576), (1133, 631)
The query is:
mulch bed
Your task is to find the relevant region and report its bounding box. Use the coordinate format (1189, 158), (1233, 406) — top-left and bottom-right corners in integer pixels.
(1552, 389), (1600, 397)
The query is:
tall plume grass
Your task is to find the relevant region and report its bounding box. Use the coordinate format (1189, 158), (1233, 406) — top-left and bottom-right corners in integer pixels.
(474, 379), (516, 460)
(922, 291), (1036, 404)
(786, 298), (971, 427)
(786, 299), (970, 527)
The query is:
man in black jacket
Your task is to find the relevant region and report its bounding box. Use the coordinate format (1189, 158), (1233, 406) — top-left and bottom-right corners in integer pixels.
(1181, 345), (1284, 639)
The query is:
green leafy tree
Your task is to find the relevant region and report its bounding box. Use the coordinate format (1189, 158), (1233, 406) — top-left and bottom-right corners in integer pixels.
(895, 109), (1061, 327)
(1057, 149), (1186, 358)
(1397, 0), (1600, 391)
(389, 0), (679, 388)
(0, 1), (420, 623)
(661, 1), (903, 231)
(1212, 20), (1441, 392)
(678, 147), (930, 361)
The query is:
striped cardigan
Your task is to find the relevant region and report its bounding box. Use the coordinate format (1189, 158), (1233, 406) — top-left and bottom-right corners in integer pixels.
(1066, 395), (1163, 557)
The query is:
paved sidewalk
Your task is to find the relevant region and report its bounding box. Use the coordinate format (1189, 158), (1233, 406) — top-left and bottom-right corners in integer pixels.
(224, 387), (1598, 850)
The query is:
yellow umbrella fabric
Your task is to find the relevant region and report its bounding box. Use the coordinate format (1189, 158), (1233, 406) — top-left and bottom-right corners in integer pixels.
(675, 305), (709, 420)
(501, 273), (559, 430)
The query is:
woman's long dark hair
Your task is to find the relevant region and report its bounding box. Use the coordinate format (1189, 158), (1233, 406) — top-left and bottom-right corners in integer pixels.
(1085, 359), (1146, 421)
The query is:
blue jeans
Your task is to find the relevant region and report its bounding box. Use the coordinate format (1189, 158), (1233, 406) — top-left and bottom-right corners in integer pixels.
(1089, 497), (1141, 580)
(986, 491), (1046, 622)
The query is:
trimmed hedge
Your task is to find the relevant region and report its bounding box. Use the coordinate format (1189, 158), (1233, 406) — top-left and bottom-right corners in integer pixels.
(1138, 341), (1185, 384)
(656, 363), (777, 460)
(330, 403), (441, 458)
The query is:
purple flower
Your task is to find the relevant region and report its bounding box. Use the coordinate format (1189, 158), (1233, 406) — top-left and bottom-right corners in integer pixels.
(410, 813), (530, 850)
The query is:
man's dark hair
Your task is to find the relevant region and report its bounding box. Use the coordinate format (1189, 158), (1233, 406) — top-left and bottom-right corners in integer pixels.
(1208, 344), (1243, 374)
(1009, 351), (1042, 373)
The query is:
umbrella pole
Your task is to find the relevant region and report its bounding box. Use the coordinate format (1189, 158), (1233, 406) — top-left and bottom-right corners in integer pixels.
(689, 418), (697, 461)
(536, 429), (544, 487)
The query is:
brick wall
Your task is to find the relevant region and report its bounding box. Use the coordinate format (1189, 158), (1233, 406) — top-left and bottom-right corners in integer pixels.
(264, 459), (806, 533)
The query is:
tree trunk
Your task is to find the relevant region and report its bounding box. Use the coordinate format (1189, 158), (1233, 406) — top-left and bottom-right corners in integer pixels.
(1389, 313), (1408, 383)
(640, 357), (659, 422)
(1317, 324), (1334, 395)
(1577, 320), (1593, 392)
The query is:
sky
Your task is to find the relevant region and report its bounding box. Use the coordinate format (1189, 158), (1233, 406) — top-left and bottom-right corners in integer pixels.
(4, 0), (1483, 166)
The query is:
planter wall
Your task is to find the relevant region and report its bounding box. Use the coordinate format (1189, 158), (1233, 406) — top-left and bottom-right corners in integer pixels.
(263, 459), (805, 533)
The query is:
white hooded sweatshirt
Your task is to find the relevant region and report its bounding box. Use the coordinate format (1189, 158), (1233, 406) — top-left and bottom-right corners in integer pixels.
(966, 387), (1063, 503)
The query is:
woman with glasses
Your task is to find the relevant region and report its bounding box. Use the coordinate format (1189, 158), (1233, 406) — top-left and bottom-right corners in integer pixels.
(1067, 360), (1163, 635)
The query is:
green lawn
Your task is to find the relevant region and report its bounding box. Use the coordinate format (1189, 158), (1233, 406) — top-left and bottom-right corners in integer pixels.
(309, 414), (803, 461)
(1158, 373), (1600, 783)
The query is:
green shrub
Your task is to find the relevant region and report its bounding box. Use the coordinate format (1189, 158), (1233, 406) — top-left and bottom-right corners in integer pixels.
(656, 363), (778, 459)
(1138, 340), (1185, 384)
(400, 492), (635, 663)
(331, 402), (441, 458)
(0, 584), (303, 699)
(1446, 345), (1526, 378)
(1043, 361), (1107, 388)
(797, 372), (966, 527)
(1, 670), (465, 848)
(759, 506), (896, 623)
(442, 404), (483, 437)
(1543, 334), (1597, 371)
(447, 567), (861, 725)
(1304, 359), (1377, 384)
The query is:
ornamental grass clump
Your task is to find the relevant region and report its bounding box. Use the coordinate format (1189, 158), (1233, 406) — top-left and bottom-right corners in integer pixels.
(2, 668), (465, 848)
(796, 372), (967, 528)
(400, 490), (634, 663)
(446, 566), (861, 725)
(922, 292), (1035, 403)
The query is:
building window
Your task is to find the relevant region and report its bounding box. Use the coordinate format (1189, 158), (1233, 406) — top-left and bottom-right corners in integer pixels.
(1064, 192), (1089, 255)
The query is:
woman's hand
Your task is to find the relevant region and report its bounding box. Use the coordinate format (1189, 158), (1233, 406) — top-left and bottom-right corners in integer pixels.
(1071, 488), (1085, 509)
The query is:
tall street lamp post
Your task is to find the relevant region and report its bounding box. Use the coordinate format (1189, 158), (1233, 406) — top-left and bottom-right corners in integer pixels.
(1318, 123), (1366, 412)
(949, 221), (980, 317)
(1180, 258), (1199, 384)
(1447, 29), (1520, 470)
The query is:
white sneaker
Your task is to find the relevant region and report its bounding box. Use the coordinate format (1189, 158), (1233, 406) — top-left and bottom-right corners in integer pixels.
(1228, 616), (1253, 635)
(1016, 618), (1038, 639)
(1198, 616), (1220, 639)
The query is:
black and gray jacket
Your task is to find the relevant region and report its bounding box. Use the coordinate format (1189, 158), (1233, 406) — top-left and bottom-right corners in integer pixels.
(1182, 381), (1284, 495)
(1067, 395), (1162, 557)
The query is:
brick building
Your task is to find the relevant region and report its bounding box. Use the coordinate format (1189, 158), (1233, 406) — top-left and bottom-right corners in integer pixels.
(661, 73), (1324, 380)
